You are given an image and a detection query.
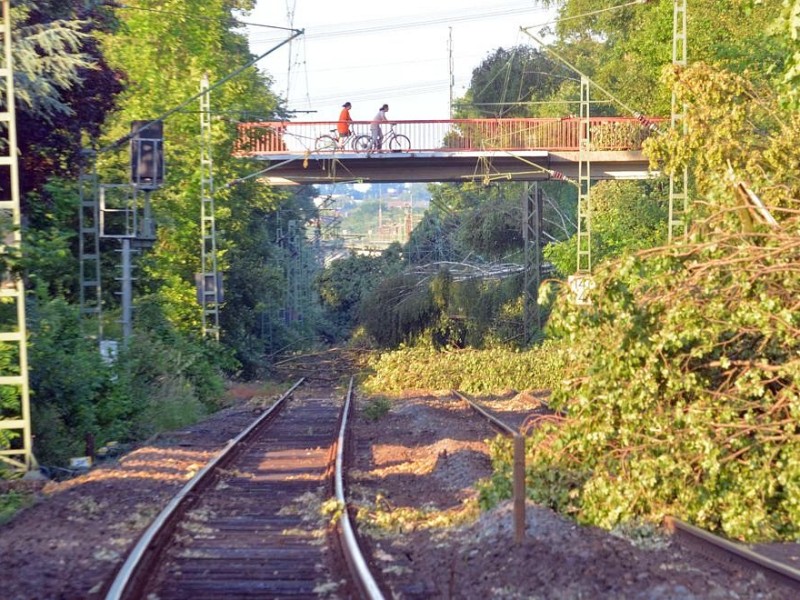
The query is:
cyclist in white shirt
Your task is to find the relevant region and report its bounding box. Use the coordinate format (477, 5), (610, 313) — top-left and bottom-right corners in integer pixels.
(370, 104), (389, 150)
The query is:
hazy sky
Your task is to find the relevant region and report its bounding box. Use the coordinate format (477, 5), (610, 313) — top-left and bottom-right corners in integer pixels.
(243, 1), (557, 121)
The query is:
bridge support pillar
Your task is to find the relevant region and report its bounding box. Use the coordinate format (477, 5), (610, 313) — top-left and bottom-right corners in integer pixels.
(522, 182), (543, 344)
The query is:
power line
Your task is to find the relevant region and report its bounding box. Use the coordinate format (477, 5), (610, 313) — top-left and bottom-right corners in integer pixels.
(249, 2), (550, 44)
(303, 80), (463, 106)
(117, 3), (297, 32)
(528, 0), (650, 30)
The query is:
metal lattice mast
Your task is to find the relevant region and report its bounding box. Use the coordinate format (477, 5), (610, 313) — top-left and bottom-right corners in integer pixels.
(79, 157), (102, 339)
(668, 0), (689, 242)
(200, 74), (220, 340)
(287, 220), (300, 323)
(522, 182), (543, 343)
(0, 0), (34, 471)
(576, 76), (592, 273)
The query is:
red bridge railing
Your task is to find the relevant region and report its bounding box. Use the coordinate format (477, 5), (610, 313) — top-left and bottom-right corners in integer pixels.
(234, 117), (666, 156)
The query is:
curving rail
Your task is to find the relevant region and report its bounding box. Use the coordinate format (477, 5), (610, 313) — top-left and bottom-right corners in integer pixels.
(104, 378), (306, 599)
(336, 377), (386, 600)
(104, 377), (386, 600)
(664, 516), (800, 592)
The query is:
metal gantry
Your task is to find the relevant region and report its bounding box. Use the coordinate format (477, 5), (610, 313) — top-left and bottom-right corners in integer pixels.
(0, 0), (34, 472)
(668, 0), (689, 242)
(199, 74), (221, 340)
(314, 194), (345, 265)
(576, 76), (592, 274)
(79, 158), (103, 339)
(276, 215), (314, 328)
(96, 183), (142, 341)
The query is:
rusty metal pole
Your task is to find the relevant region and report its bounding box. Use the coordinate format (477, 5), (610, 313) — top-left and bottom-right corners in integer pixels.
(513, 433), (526, 544)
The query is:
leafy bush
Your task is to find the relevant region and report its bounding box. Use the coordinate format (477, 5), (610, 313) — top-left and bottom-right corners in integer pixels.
(362, 396), (391, 421)
(544, 179), (668, 277)
(521, 234), (800, 541)
(106, 298), (228, 440)
(481, 62), (800, 542)
(27, 298), (111, 466)
(21, 296), (228, 468)
(362, 339), (569, 395)
(0, 491), (33, 525)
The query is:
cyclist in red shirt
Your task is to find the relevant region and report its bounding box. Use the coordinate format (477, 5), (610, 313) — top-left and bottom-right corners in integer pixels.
(337, 102), (353, 147)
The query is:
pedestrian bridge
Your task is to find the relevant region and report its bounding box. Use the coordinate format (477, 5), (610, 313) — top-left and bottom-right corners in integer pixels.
(234, 117), (667, 185)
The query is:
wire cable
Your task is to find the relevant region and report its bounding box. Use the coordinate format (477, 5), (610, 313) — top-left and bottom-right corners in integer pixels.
(529, 0), (650, 31)
(117, 3), (297, 32)
(249, 2), (550, 44)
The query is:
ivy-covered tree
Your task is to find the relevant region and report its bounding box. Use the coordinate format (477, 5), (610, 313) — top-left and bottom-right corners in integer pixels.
(480, 56), (800, 541)
(456, 45), (574, 118)
(97, 0), (291, 359)
(11, 0), (123, 200)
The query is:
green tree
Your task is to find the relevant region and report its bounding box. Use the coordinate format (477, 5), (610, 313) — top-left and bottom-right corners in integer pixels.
(483, 56), (800, 541)
(360, 271), (438, 348)
(317, 246), (404, 341)
(11, 0), (123, 199)
(456, 45), (574, 118)
(549, 0), (786, 116)
(98, 0), (291, 363)
(544, 179), (668, 276)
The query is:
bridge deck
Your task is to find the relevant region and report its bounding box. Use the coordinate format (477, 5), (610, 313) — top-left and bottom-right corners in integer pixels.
(235, 117), (665, 184)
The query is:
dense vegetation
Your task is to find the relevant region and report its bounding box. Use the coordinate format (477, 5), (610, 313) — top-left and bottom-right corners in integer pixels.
(3, 0), (799, 546)
(2, 0), (320, 470)
(473, 0), (800, 542)
(359, 0), (800, 542)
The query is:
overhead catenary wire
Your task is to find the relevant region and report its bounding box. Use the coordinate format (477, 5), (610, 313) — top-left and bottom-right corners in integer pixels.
(531, 0), (651, 31)
(254, 1), (552, 117)
(519, 0), (661, 120)
(117, 3), (297, 32)
(249, 2), (550, 44)
(520, 27), (645, 120)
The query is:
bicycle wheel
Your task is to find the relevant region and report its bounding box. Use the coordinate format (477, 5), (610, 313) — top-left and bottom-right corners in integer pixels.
(352, 135), (373, 152)
(388, 134), (411, 152)
(315, 135), (338, 152)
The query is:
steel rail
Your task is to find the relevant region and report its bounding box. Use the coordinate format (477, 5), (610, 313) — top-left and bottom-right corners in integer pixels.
(453, 389), (518, 436)
(453, 390), (527, 544)
(664, 516), (800, 592)
(104, 377), (305, 600)
(335, 377), (386, 600)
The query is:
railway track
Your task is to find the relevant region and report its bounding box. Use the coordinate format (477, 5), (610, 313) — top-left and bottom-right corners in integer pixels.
(458, 390), (800, 596)
(457, 390), (800, 594)
(665, 516), (800, 593)
(102, 376), (800, 599)
(104, 376), (385, 600)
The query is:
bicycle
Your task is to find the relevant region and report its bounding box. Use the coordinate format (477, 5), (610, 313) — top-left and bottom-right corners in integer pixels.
(314, 128), (359, 152)
(353, 125), (411, 153)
